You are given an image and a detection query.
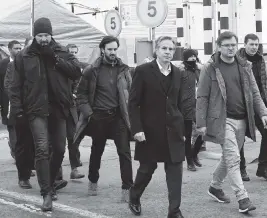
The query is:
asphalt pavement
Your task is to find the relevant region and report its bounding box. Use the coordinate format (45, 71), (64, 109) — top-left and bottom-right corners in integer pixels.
(0, 129), (266, 218)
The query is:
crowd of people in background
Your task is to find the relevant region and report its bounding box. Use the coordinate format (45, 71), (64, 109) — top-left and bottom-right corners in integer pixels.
(0, 16), (267, 218)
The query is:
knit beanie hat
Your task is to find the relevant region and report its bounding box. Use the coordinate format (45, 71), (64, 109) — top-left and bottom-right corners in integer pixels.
(34, 17), (53, 37)
(183, 49), (197, 61)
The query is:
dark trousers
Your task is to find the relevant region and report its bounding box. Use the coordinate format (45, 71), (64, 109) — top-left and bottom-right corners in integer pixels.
(66, 113), (80, 169)
(29, 112), (66, 196)
(88, 109), (133, 189)
(14, 119), (35, 181)
(130, 161), (183, 216)
(184, 120), (203, 163)
(240, 114), (267, 171)
(7, 125), (16, 156)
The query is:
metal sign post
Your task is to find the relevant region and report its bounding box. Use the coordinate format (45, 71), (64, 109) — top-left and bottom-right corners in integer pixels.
(136, 0), (168, 52)
(30, 0), (35, 37)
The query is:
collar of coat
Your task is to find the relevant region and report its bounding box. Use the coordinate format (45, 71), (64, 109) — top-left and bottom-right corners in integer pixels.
(208, 52), (252, 72)
(176, 62), (202, 72)
(22, 38), (67, 57)
(236, 47), (264, 64)
(90, 56), (128, 71)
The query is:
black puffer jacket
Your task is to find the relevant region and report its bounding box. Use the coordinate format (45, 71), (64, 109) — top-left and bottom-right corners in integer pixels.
(9, 39), (81, 116)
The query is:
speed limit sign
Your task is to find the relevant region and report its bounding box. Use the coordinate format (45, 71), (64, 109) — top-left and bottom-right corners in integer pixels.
(136, 0), (168, 28)
(104, 10), (122, 37)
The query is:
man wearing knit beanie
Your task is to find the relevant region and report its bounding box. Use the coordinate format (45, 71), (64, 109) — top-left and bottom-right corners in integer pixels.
(8, 17), (81, 212)
(178, 49), (204, 173)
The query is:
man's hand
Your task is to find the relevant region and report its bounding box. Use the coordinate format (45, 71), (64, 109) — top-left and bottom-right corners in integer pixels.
(40, 46), (56, 62)
(261, 116), (267, 129)
(196, 127), (207, 136)
(134, 132), (146, 142)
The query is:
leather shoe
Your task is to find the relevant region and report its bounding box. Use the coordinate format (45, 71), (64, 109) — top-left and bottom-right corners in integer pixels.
(168, 210), (184, 218)
(18, 180), (32, 189)
(54, 180), (68, 190)
(256, 169), (267, 180)
(129, 199), (141, 216)
(41, 194), (52, 212)
(193, 156), (202, 167)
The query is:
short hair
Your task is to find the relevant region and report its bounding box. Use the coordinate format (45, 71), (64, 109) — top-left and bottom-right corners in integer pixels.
(216, 31), (238, 46)
(244, 33), (259, 44)
(8, 40), (21, 49)
(155, 36), (176, 49)
(24, 36), (33, 46)
(66, 44), (78, 50)
(99, 36), (120, 49)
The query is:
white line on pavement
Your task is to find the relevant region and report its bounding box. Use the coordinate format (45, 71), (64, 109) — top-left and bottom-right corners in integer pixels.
(0, 189), (112, 218)
(0, 198), (52, 217)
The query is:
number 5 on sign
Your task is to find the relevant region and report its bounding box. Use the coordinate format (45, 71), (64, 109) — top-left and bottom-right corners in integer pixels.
(136, 0), (168, 28)
(104, 10), (122, 37)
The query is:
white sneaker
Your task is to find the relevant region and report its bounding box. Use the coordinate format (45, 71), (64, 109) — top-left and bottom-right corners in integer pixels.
(88, 182), (98, 196)
(121, 189), (129, 203)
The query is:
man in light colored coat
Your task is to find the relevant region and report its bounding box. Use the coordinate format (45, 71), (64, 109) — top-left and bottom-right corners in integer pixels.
(196, 31), (267, 214)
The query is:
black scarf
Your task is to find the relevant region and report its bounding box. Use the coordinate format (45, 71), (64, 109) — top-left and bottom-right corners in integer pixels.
(184, 60), (197, 71)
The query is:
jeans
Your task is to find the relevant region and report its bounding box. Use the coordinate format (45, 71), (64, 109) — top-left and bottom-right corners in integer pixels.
(66, 113), (81, 169)
(88, 109), (133, 189)
(211, 118), (248, 201)
(130, 161), (183, 216)
(15, 118), (35, 181)
(29, 109), (66, 196)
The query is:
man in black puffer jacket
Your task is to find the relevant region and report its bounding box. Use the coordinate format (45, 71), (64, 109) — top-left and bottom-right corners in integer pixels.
(8, 17), (81, 212)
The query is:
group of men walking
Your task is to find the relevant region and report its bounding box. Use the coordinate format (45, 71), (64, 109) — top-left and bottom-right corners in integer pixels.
(0, 16), (267, 217)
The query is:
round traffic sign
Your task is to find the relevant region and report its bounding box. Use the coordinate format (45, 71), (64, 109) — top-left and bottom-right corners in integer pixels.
(104, 10), (122, 37)
(136, 0), (168, 28)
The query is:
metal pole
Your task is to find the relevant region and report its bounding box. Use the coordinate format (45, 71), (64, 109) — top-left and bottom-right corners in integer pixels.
(71, 3), (75, 13)
(219, 0), (229, 33)
(30, 0), (34, 37)
(152, 27), (156, 52)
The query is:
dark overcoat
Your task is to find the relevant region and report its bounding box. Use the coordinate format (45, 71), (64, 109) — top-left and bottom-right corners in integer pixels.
(128, 60), (185, 163)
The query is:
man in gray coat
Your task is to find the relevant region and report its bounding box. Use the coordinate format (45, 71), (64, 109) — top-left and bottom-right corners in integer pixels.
(196, 31), (267, 214)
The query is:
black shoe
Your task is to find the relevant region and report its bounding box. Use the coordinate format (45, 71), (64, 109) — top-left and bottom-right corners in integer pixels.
(208, 186), (230, 203)
(129, 199), (141, 216)
(256, 169), (267, 180)
(187, 163), (197, 171)
(79, 161), (83, 167)
(51, 188), (58, 201)
(241, 169), (250, 181)
(18, 180), (32, 189)
(54, 180), (68, 191)
(168, 210), (184, 218)
(238, 198), (256, 213)
(41, 194), (52, 212)
(193, 156), (202, 167)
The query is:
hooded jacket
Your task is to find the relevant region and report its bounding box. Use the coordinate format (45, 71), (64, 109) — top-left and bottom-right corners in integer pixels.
(196, 52), (267, 144)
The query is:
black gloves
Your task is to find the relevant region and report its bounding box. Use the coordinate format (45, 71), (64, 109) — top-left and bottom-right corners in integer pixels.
(40, 46), (57, 63)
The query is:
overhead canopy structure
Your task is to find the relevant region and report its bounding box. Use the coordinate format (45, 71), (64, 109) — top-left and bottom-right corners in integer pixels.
(0, 0), (106, 62)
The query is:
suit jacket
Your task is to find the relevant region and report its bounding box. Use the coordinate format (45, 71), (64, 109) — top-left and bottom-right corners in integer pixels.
(128, 60), (185, 163)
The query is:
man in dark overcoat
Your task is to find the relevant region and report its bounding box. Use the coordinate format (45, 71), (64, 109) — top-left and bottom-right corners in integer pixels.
(128, 36), (185, 218)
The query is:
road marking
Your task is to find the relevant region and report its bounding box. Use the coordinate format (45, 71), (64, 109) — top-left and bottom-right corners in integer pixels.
(0, 198), (52, 217)
(0, 189), (112, 218)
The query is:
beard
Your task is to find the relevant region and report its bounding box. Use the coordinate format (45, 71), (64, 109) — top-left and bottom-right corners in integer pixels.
(104, 54), (116, 62)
